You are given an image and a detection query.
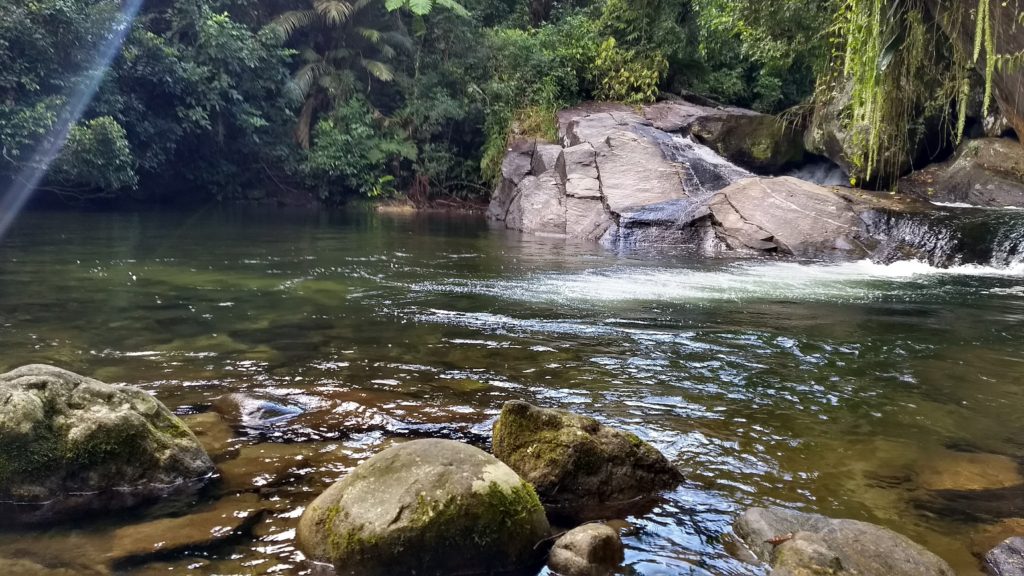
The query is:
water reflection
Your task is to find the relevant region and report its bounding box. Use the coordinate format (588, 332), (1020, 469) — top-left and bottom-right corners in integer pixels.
(0, 207), (1022, 575)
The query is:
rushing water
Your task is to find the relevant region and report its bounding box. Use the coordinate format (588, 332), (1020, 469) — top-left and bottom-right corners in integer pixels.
(2, 207), (1024, 575)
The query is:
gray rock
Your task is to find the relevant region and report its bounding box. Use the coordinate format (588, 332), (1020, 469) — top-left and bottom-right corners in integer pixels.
(212, 393), (303, 428)
(900, 138), (1024, 207)
(508, 172), (566, 235)
(0, 365), (214, 525)
(986, 537), (1024, 576)
(548, 523), (625, 576)
(297, 439), (550, 576)
(733, 507), (955, 576)
(492, 401), (682, 522)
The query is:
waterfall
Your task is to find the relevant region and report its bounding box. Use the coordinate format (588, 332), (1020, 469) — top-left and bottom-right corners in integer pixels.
(633, 125), (752, 197)
(865, 206), (1024, 268)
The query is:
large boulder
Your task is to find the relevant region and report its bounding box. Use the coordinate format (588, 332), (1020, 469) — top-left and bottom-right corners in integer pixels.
(0, 365), (214, 525)
(548, 523), (625, 576)
(607, 176), (877, 259)
(297, 439), (550, 576)
(491, 401), (682, 522)
(733, 507), (955, 576)
(900, 138), (1024, 207)
(643, 100), (806, 173)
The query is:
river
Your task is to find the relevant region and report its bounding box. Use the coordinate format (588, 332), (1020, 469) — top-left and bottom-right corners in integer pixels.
(1, 206), (1023, 575)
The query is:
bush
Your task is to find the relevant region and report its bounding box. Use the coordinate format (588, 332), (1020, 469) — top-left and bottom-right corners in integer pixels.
(303, 99), (416, 199)
(50, 117), (138, 195)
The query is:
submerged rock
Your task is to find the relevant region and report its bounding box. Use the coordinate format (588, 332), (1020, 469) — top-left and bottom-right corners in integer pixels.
(109, 493), (265, 566)
(212, 392), (304, 428)
(181, 412), (237, 460)
(900, 138), (1024, 208)
(491, 401), (681, 522)
(985, 537), (1024, 576)
(548, 523), (625, 576)
(733, 507), (955, 576)
(297, 439), (550, 576)
(972, 519), (1024, 560)
(0, 364), (214, 525)
(915, 449), (1023, 492)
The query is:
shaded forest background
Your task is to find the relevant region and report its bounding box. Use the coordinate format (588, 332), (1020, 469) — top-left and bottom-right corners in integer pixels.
(0, 0), (1017, 204)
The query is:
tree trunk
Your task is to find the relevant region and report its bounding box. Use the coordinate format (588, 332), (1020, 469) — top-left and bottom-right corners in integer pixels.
(924, 0), (1024, 140)
(530, 0), (553, 26)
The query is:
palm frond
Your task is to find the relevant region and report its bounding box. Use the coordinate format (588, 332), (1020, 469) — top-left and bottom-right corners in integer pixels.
(268, 9), (318, 39)
(360, 59), (395, 82)
(291, 62), (331, 98)
(314, 0), (354, 26)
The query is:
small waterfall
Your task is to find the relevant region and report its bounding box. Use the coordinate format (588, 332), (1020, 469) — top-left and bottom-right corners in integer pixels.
(865, 206), (1024, 269)
(633, 125), (752, 197)
(788, 161), (849, 187)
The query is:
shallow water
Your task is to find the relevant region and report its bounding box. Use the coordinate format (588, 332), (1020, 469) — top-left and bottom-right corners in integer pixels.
(1, 207), (1024, 575)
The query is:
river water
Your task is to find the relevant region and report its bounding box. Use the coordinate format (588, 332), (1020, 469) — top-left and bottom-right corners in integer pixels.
(1, 207), (1023, 575)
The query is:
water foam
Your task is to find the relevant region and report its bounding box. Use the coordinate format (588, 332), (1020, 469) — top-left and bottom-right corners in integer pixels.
(420, 260), (1024, 305)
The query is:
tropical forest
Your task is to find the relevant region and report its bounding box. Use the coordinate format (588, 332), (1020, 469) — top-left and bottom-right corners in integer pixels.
(1, 0), (1024, 575)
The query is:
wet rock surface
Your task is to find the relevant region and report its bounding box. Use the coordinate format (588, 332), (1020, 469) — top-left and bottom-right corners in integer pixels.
(109, 493), (265, 566)
(900, 138), (1024, 207)
(986, 537), (1024, 576)
(548, 523), (625, 576)
(492, 400), (681, 522)
(734, 506), (956, 576)
(0, 364), (214, 525)
(488, 99), (1004, 263)
(297, 438), (550, 576)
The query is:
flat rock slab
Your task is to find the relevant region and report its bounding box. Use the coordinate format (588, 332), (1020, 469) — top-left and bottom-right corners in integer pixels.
(109, 493), (264, 565)
(734, 507), (955, 576)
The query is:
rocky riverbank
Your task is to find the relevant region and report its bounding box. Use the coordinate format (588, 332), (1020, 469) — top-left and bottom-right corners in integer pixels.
(488, 99), (1024, 267)
(6, 364), (1024, 575)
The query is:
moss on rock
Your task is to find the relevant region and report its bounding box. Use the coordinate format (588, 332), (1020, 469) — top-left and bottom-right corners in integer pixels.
(492, 400), (682, 522)
(0, 365), (214, 525)
(297, 439), (550, 576)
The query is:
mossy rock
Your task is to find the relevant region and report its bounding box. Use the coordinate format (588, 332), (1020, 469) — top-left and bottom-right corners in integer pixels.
(492, 401), (682, 523)
(689, 111), (806, 174)
(297, 439), (550, 576)
(0, 364), (214, 525)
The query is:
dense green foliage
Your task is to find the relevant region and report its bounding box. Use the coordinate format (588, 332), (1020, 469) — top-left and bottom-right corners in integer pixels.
(0, 0), (1017, 202)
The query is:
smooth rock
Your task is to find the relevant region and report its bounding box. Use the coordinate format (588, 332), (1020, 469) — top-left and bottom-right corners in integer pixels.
(916, 450), (1023, 491)
(548, 523), (625, 576)
(0, 364), (214, 525)
(212, 393), (303, 428)
(109, 493), (264, 565)
(733, 506), (955, 576)
(491, 401), (682, 522)
(985, 537), (1024, 576)
(297, 439), (550, 576)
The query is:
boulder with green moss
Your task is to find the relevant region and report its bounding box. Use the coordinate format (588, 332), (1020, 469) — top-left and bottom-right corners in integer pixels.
(492, 401), (682, 522)
(297, 438), (550, 576)
(0, 364), (214, 525)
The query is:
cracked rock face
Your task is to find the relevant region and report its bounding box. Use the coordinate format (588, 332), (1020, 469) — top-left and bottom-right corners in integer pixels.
(488, 100), (886, 259)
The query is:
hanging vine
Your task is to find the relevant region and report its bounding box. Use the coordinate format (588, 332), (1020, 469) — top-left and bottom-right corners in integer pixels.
(818, 0), (1022, 188)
